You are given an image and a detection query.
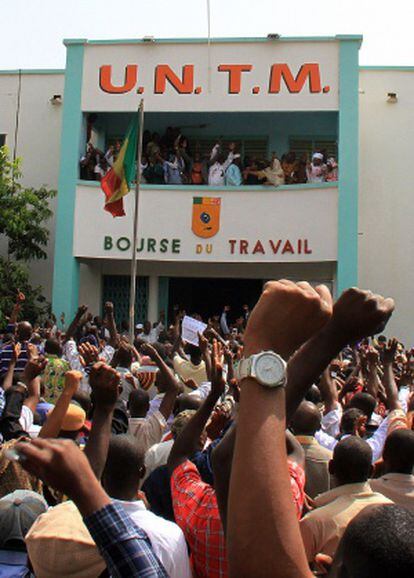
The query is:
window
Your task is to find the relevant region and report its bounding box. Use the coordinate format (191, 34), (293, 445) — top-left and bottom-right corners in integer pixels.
(289, 137), (337, 159)
(0, 135), (5, 147)
(191, 137), (268, 161)
(106, 135), (268, 161)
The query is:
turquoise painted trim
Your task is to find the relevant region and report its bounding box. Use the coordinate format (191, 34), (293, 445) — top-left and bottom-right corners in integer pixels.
(52, 44), (85, 320)
(360, 66), (414, 71)
(337, 40), (360, 294)
(336, 35), (363, 46)
(63, 39), (87, 46)
(69, 35), (345, 46)
(158, 277), (169, 324)
(0, 69), (64, 75)
(77, 179), (337, 192)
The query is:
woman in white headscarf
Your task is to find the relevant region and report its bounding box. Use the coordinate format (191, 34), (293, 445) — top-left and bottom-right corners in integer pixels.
(306, 152), (328, 183)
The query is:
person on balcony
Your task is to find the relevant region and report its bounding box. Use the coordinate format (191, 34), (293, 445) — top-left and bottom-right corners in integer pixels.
(143, 153), (165, 185)
(163, 151), (186, 185)
(326, 157), (339, 182)
(225, 155), (243, 186)
(208, 142), (236, 186)
(191, 152), (204, 185)
(282, 151), (297, 184)
(306, 152), (328, 183)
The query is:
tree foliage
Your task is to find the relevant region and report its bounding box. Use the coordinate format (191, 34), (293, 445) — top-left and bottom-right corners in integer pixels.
(0, 146), (56, 325)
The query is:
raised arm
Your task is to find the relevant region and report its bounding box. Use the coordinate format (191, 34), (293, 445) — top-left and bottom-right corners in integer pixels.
(381, 338), (402, 412)
(168, 342), (225, 474)
(65, 305), (88, 342)
(103, 301), (119, 348)
(228, 281), (332, 578)
(285, 288), (395, 422)
(141, 343), (180, 420)
(9, 290), (26, 324)
(22, 355), (47, 415)
(39, 370), (82, 438)
(198, 332), (212, 382)
(365, 347), (383, 399)
(171, 315), (187, 360)
(318, 366), (339, 415)
(84, 362), (120, 478)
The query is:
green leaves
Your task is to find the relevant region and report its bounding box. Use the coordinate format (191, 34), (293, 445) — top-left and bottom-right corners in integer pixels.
(0, 146), (56, 324)
(0, 146), (56, 261)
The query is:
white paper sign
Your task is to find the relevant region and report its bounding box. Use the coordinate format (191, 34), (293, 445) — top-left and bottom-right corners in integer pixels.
(182, 316), (207, 346)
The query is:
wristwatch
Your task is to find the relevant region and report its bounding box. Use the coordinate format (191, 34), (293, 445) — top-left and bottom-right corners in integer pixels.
(236, 351), (287, 389)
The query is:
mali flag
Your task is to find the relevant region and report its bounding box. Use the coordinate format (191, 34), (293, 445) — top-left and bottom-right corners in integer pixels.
(101, 122), (138, 217)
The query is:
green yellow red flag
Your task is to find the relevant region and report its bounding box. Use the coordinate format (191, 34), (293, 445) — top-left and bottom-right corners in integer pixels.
(101, 121), (138, 217)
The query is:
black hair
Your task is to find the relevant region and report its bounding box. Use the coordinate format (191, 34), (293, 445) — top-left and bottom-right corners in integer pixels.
(174, 393), (202, 416)
(102, 435), (145, 500)
(347, 392), (376, 421)
(114, 344), (134, 368)
(16, 321), (32, 342)
(383, 429), (414, 474)
(331, 436), (372, 485)
(44, 338), (62, 357)
(290, 401), (321, 436)
(305, 384), (322, 405)
(340, 504), (414, 577)
(128, 389), (150, 418)
(340, 408), (365, 436)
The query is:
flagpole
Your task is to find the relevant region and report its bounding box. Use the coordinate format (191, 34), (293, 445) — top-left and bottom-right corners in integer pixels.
(129, 99), (144, 344)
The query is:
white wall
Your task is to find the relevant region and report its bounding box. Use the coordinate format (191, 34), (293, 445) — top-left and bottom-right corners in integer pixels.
(0, 72), (64, 302)
(2, 67), (414, 345)
(74, 183), (339, 263)
(359, 69), (414, 344)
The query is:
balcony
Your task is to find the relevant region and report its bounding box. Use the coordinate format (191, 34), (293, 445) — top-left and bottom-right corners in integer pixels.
(73, 181), (338, 263)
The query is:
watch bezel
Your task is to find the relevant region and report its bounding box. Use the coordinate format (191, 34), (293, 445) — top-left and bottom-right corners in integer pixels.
(251, 351), (287, 388)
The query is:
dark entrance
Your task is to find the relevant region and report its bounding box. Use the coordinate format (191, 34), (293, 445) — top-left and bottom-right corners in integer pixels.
(168, 277), (263, 323)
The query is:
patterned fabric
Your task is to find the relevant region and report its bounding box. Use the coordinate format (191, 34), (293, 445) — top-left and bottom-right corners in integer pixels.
(288, 460), (306, 519)
(42, 354), (70, 402)
(84, 502), (168, 578)
(0, 341), (31, 377)
(170, 460), (228, 578)
(0, 438), (43, 499)
(170, 458), (305, 578)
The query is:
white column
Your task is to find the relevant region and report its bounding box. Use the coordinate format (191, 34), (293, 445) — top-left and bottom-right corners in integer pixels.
(147, 275), (159, 323)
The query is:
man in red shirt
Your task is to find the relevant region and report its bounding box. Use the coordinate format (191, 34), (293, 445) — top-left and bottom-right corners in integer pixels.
(168, 344), (306, 578)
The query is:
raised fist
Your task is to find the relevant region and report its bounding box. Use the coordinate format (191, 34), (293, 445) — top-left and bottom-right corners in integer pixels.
(244, 280), (333, 359)
(329, 288), (394, 346)
(89, 362), (120, 410)
(64, 370), (83, 395)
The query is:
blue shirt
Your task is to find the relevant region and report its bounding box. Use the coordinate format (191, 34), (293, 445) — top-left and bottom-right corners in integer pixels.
(84, 502), (168, 578)
(225, 163), (243, 186)
(0, 342), (30, 378)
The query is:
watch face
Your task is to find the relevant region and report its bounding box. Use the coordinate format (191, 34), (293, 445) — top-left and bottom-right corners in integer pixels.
(255, 353), (285, 387)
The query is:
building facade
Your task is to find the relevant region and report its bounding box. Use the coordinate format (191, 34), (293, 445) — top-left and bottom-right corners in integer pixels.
(0, 36), (412, 342)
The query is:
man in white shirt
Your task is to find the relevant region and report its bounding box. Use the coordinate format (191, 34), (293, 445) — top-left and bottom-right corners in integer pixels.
(144, 409), (197, 481)
(102, 435), (192, 578)
(315, 407), (398, 463)
(208, 143), (235, 186)
(369, 428), (414, 511)
(128, 343), (180, 453)
(138, 320), (164, 344)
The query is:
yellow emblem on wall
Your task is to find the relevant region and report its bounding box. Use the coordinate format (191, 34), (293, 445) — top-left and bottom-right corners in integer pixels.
(191, 197), (221, 238)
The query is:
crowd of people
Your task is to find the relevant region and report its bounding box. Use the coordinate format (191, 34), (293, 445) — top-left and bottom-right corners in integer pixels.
(80, 126), (338, 187)
(0, 283), (413, 577)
